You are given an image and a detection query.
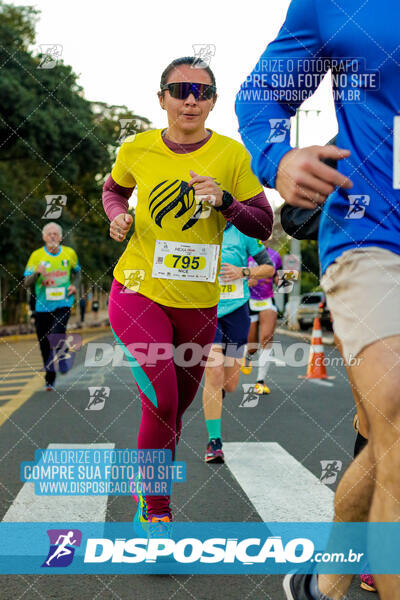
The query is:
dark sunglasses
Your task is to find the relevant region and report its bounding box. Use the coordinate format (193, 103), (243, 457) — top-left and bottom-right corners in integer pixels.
(160, 82), (216, 101)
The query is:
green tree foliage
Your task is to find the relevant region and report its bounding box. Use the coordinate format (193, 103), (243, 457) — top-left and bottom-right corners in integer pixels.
(300, 239), (320, 293)
(269, 205), (320, 294)
(0, 1), (151, 322)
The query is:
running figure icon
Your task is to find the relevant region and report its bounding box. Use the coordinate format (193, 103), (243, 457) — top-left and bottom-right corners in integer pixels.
(267, 119), (290, 143)
(45, 531), (77, 566)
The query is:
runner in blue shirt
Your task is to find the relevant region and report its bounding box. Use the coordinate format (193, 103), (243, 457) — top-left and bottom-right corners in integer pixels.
(236, 2), (400, 599)
(202, 224), (273, 462)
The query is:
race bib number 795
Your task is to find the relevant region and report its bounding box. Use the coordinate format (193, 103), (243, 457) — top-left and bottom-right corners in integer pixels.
(152, 240), (219, 283)
(164, 254), (206, 270)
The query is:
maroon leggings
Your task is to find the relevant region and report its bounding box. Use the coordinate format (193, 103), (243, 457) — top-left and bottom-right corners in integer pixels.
(108, 279), (217, 517)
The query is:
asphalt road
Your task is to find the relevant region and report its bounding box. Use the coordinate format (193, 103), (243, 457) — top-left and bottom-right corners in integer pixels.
(0, 331), (374, 599)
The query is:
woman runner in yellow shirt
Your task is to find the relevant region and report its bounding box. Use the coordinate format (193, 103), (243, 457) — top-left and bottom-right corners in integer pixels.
(102, 56), (273, 535)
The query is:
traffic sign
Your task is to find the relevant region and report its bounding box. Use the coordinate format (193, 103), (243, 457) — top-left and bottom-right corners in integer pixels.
(283, 254), (300, 271)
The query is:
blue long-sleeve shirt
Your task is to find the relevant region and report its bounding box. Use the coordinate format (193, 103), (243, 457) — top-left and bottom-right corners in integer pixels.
(236, 0), (400, 274)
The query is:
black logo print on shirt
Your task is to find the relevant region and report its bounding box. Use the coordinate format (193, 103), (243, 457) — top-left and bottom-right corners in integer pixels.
(149, 180), (205, 231)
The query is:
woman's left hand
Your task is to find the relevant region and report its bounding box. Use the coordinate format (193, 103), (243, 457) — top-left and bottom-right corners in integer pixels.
(220, 263), (243, 282)
(188, 170), (223, 207)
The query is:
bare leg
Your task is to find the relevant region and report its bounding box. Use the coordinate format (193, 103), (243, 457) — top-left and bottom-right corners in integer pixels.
(246, 321), (258, 356)
(320, 335), (400, 599)
(258, 309), (277, 349)
(352, 336), (400, 599)
(223, 357), (242, 393)
(318, 335), (372, 598)
(202, 345), (225, 421)
(318, 444), (375, 598)
(334, 333), (369, 438)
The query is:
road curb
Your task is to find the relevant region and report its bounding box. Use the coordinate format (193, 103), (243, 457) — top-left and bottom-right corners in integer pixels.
(275, 327), (335, 346)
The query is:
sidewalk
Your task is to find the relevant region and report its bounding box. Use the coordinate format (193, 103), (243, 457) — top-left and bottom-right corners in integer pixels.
(0, 309), (109, 341)
(70, 309), (109, 331)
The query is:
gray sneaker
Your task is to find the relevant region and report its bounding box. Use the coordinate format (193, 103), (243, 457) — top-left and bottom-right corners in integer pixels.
(283, 574), (315, 600)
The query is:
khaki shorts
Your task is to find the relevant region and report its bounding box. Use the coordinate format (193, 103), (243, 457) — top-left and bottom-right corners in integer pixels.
(321, 247), (400, 362)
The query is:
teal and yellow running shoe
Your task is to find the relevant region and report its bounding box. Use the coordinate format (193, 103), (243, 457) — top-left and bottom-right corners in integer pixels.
(131, 474), (149, 536)
(148, 515), (173, 539)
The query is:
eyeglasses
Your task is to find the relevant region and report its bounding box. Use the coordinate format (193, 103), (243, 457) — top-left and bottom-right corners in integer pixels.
(160, 82), (216, 101)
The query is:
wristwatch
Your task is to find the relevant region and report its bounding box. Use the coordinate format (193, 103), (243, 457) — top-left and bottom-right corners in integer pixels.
(214, 190), (234, 212)
(242, 267), (250, 278)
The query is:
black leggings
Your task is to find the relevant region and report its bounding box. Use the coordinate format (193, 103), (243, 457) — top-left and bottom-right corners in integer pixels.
(34, 307), (71, 384)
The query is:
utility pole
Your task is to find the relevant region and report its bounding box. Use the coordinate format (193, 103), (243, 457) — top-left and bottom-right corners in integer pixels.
(286, 109), (321, 330)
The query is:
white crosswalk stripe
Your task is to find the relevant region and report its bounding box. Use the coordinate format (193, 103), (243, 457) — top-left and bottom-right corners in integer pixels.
(3, 443), (114, 522)
(224, 442), (334, 522)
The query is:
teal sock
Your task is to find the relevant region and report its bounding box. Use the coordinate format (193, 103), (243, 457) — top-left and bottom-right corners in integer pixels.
(206, 418), (221, 441)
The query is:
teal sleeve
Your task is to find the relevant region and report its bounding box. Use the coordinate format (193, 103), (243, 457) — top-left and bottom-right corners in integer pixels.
(247, 236), (264, 258)
(24, 252), (37, 276)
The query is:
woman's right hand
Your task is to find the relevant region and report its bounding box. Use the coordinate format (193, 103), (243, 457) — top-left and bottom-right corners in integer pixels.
(275, 145), (352, 209)
(110, 213), (133, 242)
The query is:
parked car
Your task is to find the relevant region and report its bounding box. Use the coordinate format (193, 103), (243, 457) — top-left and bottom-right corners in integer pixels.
(297, 292), (332, 330)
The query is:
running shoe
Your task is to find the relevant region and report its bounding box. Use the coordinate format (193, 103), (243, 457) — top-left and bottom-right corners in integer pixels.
(360, 574), (377, 592)
(205, 438), (224, 463)
(241, 355), (252, 375)
(132, 475), (149, 536)
(254, 382), (270, 395)
(45, 383), (56, 391)
(283, 573), (314, 599)
(148, 515), (173, 539)
(148, 515), (174, 564)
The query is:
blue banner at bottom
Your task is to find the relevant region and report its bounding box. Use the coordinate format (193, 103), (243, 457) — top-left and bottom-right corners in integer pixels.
(0, 522), (397, 574)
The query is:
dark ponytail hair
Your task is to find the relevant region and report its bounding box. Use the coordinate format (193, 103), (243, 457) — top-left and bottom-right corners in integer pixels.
(160, 56), (216, 94)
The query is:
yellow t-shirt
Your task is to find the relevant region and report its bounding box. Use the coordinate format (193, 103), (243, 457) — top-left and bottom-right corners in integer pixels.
(111, 128), (263, 309)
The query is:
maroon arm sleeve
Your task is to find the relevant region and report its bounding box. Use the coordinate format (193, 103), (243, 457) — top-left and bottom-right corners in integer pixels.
(221, 191), (273, 239)
(102, 175), (134, 222)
